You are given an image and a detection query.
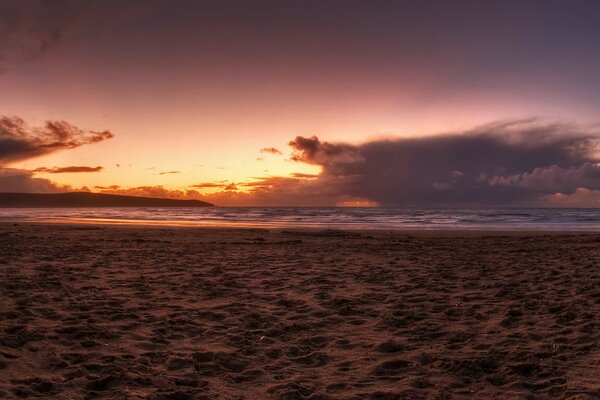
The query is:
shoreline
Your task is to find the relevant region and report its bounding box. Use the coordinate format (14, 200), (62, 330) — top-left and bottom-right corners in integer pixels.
(1, 218), (599, 236)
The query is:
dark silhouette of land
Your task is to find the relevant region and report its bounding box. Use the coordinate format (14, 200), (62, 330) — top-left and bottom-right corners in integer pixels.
(0, 192), (213, 207)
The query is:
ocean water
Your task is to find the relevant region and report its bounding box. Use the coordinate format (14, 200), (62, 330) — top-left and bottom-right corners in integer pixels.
(1, 207), (600, 231)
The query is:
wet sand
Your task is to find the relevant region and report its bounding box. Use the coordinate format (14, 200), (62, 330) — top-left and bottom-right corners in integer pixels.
(1, 223), (599, 399)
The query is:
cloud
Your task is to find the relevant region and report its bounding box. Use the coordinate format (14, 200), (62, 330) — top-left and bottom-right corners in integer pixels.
(95, 185), (121, 190)
(487, 162), (600, 193)
(271, 120), (600, 206)
(206, 174), (359, 206)
(94, 175), (347, 206)
(33, 166), (103, 173)
(290, 172), (319, 179)
(159, 170), (180, 175)
(0, 115), (113, 194)
(260, 147), (282, 155)
(6, 117), (600, 207)
(540, 188), (600, 208)
(289, 135), (364, 167)
(105, 120), (599, 207)
(190, 182), (230, 189)
(96, 185), (204, 201)
(0, 116), (114, 164)
(0, 0), (156, 72)
(0, 168), (70, 193)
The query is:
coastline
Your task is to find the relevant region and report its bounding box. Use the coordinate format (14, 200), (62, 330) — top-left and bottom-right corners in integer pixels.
(2, 217), (600, 236)
(3, 206), (600, 233)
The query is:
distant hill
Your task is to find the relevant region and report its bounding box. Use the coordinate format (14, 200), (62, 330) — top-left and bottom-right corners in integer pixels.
(0, 192), (214, 207)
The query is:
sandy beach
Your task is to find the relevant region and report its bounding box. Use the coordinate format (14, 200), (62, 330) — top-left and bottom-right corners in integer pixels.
(1, 222), (599, 399)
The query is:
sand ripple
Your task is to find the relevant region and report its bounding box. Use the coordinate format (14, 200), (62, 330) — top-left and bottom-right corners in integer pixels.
(1, 224), (599, 399)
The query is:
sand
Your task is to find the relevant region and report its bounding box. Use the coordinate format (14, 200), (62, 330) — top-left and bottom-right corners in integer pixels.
(0, 222), (599, 399)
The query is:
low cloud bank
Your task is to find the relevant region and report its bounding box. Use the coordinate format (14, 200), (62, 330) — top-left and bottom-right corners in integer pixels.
(0, 115), (113, 193)
(3, 117), (600, 207)
(93, 120), (600, 207)
(280, 120), (600, 206)
(0, 168), (72, 193)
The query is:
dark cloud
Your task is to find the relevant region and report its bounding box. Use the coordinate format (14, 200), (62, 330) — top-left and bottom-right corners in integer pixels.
(190, 182), (230, 189)
(159, 170), (180, 175)
(0, 116), (114, 164)
(487, 162), (600, 194)
(289, 135), (364, 167)
(260, 147), (282, 155)
(290, 172), (319, 179)
(284, 120), (600, 206)
(0, 115), (113, 194)
(33, 166), (103, 173)
(0, 0), (156, 72)
(95, 185), (121, 190)
(0, 168), (69, 193)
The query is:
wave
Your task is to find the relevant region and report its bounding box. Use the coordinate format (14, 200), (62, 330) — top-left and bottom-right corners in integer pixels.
(1, 207), (599, 230)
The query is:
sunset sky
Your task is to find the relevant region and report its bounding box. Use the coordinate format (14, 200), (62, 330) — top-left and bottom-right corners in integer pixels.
(2, 0), (600, 206)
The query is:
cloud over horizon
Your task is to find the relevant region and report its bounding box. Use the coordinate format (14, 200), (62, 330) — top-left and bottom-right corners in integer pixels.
(0, 116), (114, 164)
(0, 115), (113, 193)
(126, 119), (596, 207)
(281, 120), (600, 207)
(0, 168), (72, 193)
(3, 117), (600, 207)
(65, 120), (600, 207)
(33, 166), (103, 173)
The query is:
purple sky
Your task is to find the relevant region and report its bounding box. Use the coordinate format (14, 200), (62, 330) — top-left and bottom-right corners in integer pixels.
(1, 0), (600, 206)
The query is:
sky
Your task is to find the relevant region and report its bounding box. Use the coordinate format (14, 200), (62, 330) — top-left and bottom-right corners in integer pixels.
(1, 0), (600, 206)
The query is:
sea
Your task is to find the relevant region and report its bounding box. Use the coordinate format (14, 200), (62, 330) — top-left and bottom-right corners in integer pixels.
(1, 207), (600, 231)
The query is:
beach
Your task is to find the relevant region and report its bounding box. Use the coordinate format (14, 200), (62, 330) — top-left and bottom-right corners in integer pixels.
(1, 222), (599, 399)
